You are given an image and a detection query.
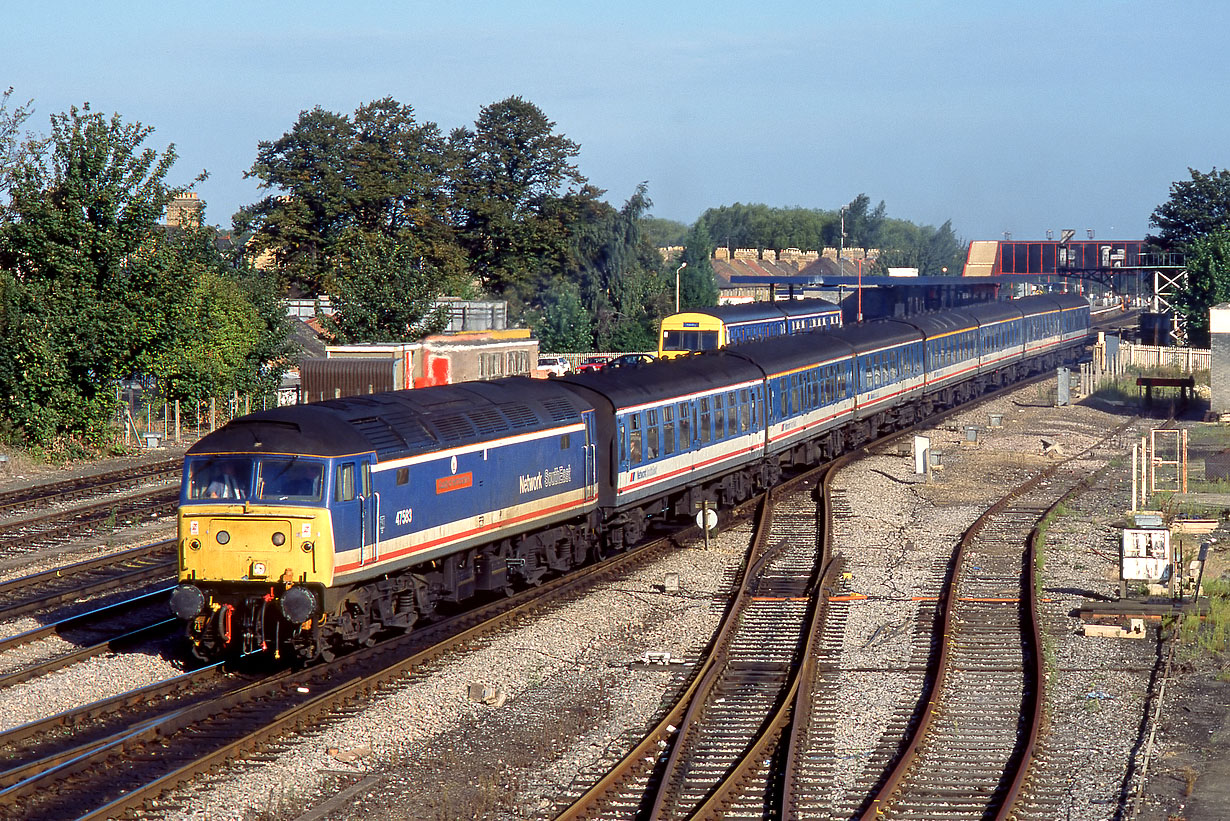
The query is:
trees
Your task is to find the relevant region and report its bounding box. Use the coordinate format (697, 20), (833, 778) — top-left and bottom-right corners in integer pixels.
(679, 221), (719, 310)
(869, 220), (965, 277)
(0, 105), (186, 443)
(698, 203), (835, 254)
(534, 280), (593, 352)
(450, 96), (588, 309)
(557, 183), (669, 351)
(1148, 167), (1230, 344)
(319, 230), (451, 344)
(1172, 230), (1230, 347)
(841, 194), (888, 254)
(237, 98), (460, 297)
(1147, 167), (1230, 250)
(0, 87), (38, 202)
(0, 105), (291, 447)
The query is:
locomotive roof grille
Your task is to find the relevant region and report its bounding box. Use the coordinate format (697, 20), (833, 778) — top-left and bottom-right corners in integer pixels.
(500, 403), (540, 429)
(543, 397), (581, 422)
(469, 407), (506, 435)
(432, 415), (477, 442)
(349, 416), (412, 459)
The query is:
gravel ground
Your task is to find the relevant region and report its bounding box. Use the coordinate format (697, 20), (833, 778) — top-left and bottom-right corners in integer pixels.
(148, 523), (751, 821)
(0, 646), (182, 733)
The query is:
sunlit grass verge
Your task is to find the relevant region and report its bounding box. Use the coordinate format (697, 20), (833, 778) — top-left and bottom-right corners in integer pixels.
(1178, 579), (1230, 680)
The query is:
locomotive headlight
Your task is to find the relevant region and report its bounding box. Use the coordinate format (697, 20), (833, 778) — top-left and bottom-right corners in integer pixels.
(272, 532), (286, 546)
(280, 586), (317, 624)
(216, 530), (231, 545)
(169, 584), (205, 619)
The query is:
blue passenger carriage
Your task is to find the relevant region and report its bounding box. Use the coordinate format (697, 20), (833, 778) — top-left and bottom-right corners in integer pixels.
(558, 354), (770, 536)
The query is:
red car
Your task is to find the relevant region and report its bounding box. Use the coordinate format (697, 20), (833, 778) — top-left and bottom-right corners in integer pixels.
(573, 356), (609, 373)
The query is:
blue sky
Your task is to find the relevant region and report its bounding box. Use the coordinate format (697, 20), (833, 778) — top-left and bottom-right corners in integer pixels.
(7, 1), (1226, 242)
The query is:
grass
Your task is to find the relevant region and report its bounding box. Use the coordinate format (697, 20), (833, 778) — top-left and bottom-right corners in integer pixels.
(1087, 365), (1210, 407)
(1178, 579), (1230, 677)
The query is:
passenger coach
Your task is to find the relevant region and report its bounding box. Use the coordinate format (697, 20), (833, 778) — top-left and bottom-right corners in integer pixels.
(658, 298), (841, 359)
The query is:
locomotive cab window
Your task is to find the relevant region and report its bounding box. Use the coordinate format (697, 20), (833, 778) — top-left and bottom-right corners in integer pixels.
(187, 457), (251, 501)
(397, 467), (409, 485)
(335, 463), (357, 502)
(256, 457), (324, 502)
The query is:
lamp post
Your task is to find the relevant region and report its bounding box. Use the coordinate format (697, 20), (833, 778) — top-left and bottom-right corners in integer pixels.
(675, 261), (687, 313)
(856, 258), (863, 322)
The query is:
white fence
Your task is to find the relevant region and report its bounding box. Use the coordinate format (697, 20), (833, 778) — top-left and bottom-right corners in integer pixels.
(1105, 342), (1209, 373)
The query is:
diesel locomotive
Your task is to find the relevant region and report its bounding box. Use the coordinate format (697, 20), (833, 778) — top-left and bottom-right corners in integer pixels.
(170, 293), (1089, 661)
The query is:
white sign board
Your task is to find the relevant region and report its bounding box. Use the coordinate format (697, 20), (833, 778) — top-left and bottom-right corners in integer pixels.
(914, 435), (930, 475)
(695, 508), (718, 531)
(1122, 528), (1171, 581)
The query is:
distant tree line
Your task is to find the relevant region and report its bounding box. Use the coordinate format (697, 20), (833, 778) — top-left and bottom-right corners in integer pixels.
(695, 197), (965, 277)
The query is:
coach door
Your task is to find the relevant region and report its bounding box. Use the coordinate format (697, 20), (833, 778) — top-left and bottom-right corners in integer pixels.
(335, 461), (379, 566)
(585, 414), (597, 499)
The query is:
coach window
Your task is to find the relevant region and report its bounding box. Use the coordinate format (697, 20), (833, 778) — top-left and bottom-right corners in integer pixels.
(335, 463), (357, 502)
(647, 409), (659, 459)
(699, 397), (712, 443)
(664, 405), (676, 454)
(618, 422), (627, 462)
(679, 402), (691, 446)
(629, 414), (643, 464)
(727, 391), (738, 434)
(739, 389), (750, 431)
(790, 375), (801, 412)
(713, 395), (726, 439)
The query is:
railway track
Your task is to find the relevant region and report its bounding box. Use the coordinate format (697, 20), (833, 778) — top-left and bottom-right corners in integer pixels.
(0, 512), (742, 821)
(0, 486), (178, 560)
(552, 398), (1137, 821)
(0, 458), (180, 519)
(552, 460), (838, 820)
(0, 540), (175, 624)
(0, 589), (176, 690)
(846, 420), (1133, 821)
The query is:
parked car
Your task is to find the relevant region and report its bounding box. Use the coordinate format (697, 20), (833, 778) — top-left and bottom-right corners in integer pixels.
(537, 355), (571, 377)
(573, 356), (610, 373)
(603, 353), (657, 370)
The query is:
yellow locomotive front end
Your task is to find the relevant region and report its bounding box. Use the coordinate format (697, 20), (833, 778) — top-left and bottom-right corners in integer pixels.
(170, 454), (335, 660)
(657, 311), (724, 359)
